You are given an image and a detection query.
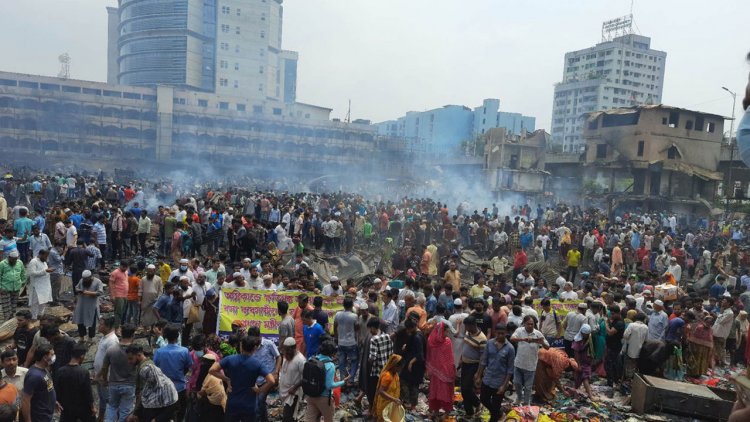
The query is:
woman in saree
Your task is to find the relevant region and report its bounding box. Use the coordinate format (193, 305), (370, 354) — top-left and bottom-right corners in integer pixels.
(373, 354), (403, 422)
(534, 347), (578, 403)
(686, 312), (714, 377)
(426, 321), (456, 419)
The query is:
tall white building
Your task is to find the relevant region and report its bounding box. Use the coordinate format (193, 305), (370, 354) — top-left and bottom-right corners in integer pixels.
(108, 0), (297, 104)
(551, 17), (666, 152)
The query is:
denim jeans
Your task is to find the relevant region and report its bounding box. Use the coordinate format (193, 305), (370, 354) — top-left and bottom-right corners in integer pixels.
(338, 344), (358, 381)
(513, 367), (535, 406)
(97, 383), (109, 417)
(105, 384), (135, 422)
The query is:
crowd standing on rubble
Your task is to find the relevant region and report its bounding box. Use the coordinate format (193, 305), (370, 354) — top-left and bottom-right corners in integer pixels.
(0, 167), (749, 422)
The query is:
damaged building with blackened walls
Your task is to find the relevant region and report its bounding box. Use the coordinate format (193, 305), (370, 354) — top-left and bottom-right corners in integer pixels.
(582, 105), (725, 216)
(483, 127), (550, 200)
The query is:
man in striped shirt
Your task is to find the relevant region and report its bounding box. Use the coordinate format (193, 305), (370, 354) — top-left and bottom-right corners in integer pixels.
(93, 216), (107, 269)
(366, 317), (393, 412)
(461, 316), (487, 417)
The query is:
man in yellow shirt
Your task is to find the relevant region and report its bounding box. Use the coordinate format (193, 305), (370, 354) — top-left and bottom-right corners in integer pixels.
(470, 276), (487, 299)
(443, 261), (461, 292)
(567, 248), (581, 284)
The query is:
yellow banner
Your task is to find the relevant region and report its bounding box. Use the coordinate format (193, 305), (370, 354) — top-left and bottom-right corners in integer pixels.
(217, 289), (345, 341)
(533, 299), (584, 318)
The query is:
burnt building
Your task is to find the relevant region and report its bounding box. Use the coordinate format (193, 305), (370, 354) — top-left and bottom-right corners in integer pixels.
(483, 127), (550, 200)
(582, 105), (725, 216)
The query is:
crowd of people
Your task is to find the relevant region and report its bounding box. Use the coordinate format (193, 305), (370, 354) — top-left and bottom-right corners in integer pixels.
(0, 169), (749, 422)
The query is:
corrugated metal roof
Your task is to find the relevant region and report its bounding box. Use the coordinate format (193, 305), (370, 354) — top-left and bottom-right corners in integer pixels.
(585, 104), (728, 120)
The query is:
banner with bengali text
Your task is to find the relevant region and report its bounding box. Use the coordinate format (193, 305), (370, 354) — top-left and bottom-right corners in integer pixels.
(532, 299), (583, 318)
(217, 289), (344, 343)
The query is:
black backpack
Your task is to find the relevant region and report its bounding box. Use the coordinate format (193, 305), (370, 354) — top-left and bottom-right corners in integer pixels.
(302, 356), (331, 397)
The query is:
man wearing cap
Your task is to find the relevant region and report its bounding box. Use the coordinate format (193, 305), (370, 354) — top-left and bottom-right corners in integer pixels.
(169, 258), (195, 285)
(278, 337), (305, 422)
(225, 273), (247, 289)
(322, 276), (343, 296)
(647, 300), (668, 341)
(139, 265), (163, 327)
(0, 251), (25, 321)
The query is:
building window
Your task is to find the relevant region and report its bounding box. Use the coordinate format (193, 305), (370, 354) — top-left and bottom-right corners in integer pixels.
(260, 30), (265, 38)
(258, 84), (263, 92)
(221, 6), (230, 14)
(707, 122), (716, 133)
(596, 144), (607, 158)
(253, 105), (263, 114)
(235, 26), (240, 35)
(234, 80), (239, 88)
(668, 111), (679, 128)
(234, 63), (239, 70)
(667, 146), (680, 159)
(219, 102), (229, 110)
(685, 120), (694, 130)
(637, 140), (644, 156)
(273, 108), (282, 115)
(259, 66), (264, 74)
(220, 60), (228, 69)
(695, 115), (704, 131)
(219, 78), (228, 87)
(221, 24), (229, 33)
(220, 42), (228, 51)
(236, 8), (241, 16)
(259, 48), (265, 57)
(237, 104), (246, 112)
(198, 99), (208, 107)
(261, 13), (266, 21)
(235, 45), (240, 53)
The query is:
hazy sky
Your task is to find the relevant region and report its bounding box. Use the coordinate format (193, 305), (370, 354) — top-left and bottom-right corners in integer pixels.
(1, 0), (748, 130)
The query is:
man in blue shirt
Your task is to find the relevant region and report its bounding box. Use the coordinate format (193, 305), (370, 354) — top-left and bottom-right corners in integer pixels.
(303, 310), (325, 358)
(209, 335), (275, 422)
(247, 326), (281, 422)
(13, 208), (33, 263)
(306, 340), (346, 422)
(475, 324), (515, 422)
(153, 325), (191, 422)
(153, 283), (184, 325)
(710, 276), (727, 300)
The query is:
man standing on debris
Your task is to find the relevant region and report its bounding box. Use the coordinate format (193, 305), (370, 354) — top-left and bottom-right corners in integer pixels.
(109, 261), (130, 331)
(511, 315), (549, 408)
(0, 250), (25, 321)
(26, 249), (52, 320)
(475, 323), (515, 422)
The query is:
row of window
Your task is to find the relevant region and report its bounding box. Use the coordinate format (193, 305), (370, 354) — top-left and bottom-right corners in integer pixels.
(221, 5), (266, 20)
(0, 79), (155, 101)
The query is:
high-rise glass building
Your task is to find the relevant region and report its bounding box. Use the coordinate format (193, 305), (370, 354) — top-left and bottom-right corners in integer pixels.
(107, 0), (297, 103)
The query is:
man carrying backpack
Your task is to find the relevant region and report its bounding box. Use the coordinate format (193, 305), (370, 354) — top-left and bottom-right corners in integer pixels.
(302, 340), (347, 422)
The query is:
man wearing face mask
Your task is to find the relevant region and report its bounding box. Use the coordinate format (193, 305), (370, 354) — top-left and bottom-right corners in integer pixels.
(170, 258), (195, 285)
(21, 344), (58, 422)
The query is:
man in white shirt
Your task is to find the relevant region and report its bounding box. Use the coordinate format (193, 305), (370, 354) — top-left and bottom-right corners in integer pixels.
(322, 276), (343, 296)
(511, 316), (549, 406)
(555, 271), (567, 290)
(278, 338), (305, 421)
(94, 316), (120, 416)
(381, 289), (399, 334)
(665, 257), (682, 283)
(622, 313), (649, 380)
(1, 349), (28, 394)
(712, 297), (735, 367)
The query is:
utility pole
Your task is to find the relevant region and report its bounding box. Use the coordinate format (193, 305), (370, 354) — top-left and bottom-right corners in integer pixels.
(722, 86), (737, 215)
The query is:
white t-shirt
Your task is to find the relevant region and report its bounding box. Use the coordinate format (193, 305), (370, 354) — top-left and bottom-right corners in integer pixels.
(65, 225), (77, 247)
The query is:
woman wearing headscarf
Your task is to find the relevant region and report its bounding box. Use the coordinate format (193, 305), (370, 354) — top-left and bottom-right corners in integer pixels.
(572, 324), (596, 400)
(426, 322), (456, 419)
(427, 243), (439, 276)
(686, 312), (714, 377)
(534, 347), (578, 403)
(373, 354), (403, 422)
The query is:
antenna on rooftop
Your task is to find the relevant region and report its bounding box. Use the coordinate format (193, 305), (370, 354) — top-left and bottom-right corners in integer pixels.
(345, 99), (351, 124)
(58, 53), (71, 79)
